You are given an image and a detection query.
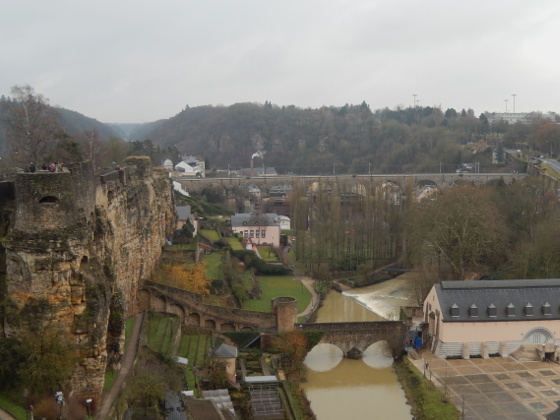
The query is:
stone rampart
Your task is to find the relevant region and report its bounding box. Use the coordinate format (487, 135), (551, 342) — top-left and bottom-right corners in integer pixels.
(141, 281), (279, 331)
(1, 158), (175, 401)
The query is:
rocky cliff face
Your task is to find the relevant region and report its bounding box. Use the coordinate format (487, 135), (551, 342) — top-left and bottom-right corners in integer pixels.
(0, 157), (175, 400)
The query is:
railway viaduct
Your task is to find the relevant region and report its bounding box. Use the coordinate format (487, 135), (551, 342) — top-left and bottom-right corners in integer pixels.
(177, 172), (527, 195)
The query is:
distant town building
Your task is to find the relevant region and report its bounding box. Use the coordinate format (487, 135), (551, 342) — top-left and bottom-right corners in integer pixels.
(486, 112), (557, 125)
(174, 155), (205, 177)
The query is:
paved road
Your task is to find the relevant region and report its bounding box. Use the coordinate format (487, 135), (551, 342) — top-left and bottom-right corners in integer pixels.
(96, 312), (144, 420)
(543, 158), (560, 175)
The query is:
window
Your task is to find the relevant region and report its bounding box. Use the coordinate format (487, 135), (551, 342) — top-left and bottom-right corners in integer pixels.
(244, 230), (248, 238)
(256, 230), (260, 238)
(468, 304), (478, 318)
(487, 303), (497, 318)
(450, 303), (459, 318)
(506, 303), (515, 317)
(250, 230), (254, 238)
(262, 229), (266, 238)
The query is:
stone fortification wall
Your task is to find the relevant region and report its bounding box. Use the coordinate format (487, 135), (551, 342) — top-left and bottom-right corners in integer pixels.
(141, 281), (278, 330)
(1, 157), (175, 401)
(272, 296), (297, 332)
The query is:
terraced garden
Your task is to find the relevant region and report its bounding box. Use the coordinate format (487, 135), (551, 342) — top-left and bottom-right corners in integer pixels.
(177, 332), (213, 391)
(146, 313), (180, 354)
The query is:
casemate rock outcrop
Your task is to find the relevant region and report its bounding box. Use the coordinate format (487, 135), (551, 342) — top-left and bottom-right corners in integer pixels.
(0, 157), (175, 400)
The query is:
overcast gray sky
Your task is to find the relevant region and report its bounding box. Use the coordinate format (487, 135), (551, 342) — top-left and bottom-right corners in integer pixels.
(2, 0), (560, 123)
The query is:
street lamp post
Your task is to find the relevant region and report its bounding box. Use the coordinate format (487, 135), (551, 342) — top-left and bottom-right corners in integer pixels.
(55, 391), (64, 420)
(85, 398), (92, 419)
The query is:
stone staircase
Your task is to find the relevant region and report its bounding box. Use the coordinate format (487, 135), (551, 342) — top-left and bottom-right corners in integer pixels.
(508, 345), (541, 362)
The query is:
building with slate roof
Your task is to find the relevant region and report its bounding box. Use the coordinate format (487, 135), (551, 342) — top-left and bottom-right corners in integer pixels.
(424, 279), (560, 360)
(230, 213), (282, 247)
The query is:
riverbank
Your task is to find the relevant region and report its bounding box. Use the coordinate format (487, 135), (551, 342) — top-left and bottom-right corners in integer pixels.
(394, 357), (460, 420)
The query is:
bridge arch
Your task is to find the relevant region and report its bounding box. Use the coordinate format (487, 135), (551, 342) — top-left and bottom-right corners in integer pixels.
(296, 321), (407, 359)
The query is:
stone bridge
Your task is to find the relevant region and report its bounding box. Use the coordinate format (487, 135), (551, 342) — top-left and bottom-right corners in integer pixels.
(177, 172), (527, 196)
(138, 281), (297, 333)
(295, 321), (408, 359)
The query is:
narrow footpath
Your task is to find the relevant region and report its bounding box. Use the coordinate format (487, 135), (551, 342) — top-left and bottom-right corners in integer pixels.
(297, 276), (319, 318)
(0, 408), (16, 420)
(96, 312), (144, 420)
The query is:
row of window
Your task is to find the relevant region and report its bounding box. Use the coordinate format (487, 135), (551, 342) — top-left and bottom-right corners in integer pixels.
(450, 302), (552, 318)
(243, 229), (266, 239)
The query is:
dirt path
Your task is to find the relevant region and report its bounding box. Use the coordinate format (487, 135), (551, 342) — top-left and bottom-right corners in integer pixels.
(96, 312), (144, 420)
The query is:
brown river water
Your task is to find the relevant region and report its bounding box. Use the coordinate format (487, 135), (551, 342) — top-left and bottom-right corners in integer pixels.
(301, 275), (419, 419)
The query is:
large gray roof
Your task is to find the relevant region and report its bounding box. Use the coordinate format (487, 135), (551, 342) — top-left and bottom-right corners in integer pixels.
(176, 205), (191, 221)
(435, 279), (560, 322)
(230, 213), (283, 228)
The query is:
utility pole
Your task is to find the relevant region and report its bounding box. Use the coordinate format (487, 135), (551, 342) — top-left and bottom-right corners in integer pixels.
(512, 94), (517, 113)
(413, 94), (417, 108)
(504, 99), (509, 113)
(368, 161), (371, 174)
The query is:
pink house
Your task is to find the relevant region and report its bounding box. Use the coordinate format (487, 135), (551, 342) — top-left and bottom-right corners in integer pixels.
(230, 213), (281, 247)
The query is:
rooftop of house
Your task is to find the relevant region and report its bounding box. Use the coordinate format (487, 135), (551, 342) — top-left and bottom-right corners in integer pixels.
(212, 343), (238, 358)
(433, 279), (560, 322)
(230, 212), (285, 228)
(176, 205), (191, 221)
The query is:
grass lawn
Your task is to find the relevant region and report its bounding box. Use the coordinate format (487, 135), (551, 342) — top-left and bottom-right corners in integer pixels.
(178, 333), (212, 367)
(204, 253), (222, 281)
(257, 246), (279, 262)
(104, 369), (118, 392)
(200, 229), (220, 242)
(242, 275), (311, 314)
(0, 393), (26, 420)
(125, 317), (135, 344)
(227, 237), (244, 250)
(147, 314), (178, 353)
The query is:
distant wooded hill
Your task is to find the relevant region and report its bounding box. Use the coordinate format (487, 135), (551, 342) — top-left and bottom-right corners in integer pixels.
(4, 98), (551, 174)
(0, 107), (121, 152)
(128, 102), (497, 174)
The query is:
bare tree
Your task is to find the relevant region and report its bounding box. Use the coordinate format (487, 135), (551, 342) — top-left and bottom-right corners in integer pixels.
(1, 85), (62, 165)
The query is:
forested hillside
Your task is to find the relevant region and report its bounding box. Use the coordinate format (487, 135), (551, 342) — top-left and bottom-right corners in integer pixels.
(3, 84), (560, 175)
(136, 102), (519, 174)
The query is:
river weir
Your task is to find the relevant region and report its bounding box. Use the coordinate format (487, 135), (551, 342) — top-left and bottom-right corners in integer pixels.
(302, 274), (419, 419)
